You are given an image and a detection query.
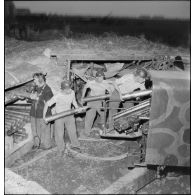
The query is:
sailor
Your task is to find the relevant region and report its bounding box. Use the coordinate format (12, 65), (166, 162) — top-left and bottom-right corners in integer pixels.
(108, 68), (149, 129)
(30, 72), (53, 150)
(43, 80), (82, 157)
(81, 70), (115, 136)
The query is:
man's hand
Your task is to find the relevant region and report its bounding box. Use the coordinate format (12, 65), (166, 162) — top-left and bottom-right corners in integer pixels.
(119, 94), (124, 102)
(80, 98), (84, 106)
(136, 97), (141, 101)
(14, 93), (26, 100)
(16, 94), (26, 100)
(30, 93), (38, 100)
(43, 116), (48, 124)
(120, 97), (124, 102)
(76, 106), (83, 113)
(43, 114), (48, 124)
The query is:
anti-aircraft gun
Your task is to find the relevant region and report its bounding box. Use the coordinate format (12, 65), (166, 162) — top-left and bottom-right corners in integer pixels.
(64, 54), (190, 169)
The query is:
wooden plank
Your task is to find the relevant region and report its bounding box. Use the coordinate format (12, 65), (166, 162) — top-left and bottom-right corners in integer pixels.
(5, 168), (50, 194)
(5, 140), (34, 167)
(100, 167), (156, 194)
(12, 147), (58, 171)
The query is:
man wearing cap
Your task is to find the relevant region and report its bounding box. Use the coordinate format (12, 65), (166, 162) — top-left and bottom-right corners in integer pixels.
(108, 68), (149, 129)
(81, 70), (115, 136)
(30, 72), (53, 150)
(43, 80), (81, 156)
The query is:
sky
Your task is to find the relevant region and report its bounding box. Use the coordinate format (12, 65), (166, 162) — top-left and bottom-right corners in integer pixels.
(13, 1), (190, 19)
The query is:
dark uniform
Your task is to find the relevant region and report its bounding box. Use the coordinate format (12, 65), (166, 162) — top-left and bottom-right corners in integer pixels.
(30, 84), (53, 149)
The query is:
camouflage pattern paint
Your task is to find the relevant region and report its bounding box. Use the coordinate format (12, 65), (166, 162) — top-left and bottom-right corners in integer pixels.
(145, 70), (190, 167)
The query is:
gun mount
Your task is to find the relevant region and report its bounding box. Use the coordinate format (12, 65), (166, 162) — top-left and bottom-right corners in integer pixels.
(58, 56), (189, 168)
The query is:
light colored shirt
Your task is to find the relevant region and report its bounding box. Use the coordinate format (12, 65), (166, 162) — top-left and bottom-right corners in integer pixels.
(47, 89), (78, 113)
(86, 80), (115, 96)
(115, 73), (145, 94)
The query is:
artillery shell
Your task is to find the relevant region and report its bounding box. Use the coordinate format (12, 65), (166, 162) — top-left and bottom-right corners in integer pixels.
(5, 122), (12, 127)
(5, 127), (10, 132)
(5, 111), (29, 116)
(6, 105), (31, 110)
(13, 132), (27, 137)
(5, 115), (25, 122)
(5, 109), (30, 114)
(6, 105), (30, 109)
(5, 112), (27, 118)
(5, 119), (17, 124)
(5, 113), (24, 118)
(5, 111), (26, 117)
(5, 108), (30, 114)
(5, 109), (29, 116)
(5, 123), (10, 127)
(5, 119), (15, 124)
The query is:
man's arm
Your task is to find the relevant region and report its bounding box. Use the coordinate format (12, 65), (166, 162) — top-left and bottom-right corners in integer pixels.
(104, 81), (114, 94)
(44, 87), (54, 102)
(140, 83), (146, 90)
(110, 81), (123, 100)
(43, 102), (49, 122)
(43, 86), (54, 120)
(43, 97), (55, 122)
(72, 92), (79, 109)
(81, 83), (89, 104)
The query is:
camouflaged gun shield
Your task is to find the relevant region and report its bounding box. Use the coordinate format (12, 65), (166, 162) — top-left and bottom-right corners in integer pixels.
(145, 70), (190, 167)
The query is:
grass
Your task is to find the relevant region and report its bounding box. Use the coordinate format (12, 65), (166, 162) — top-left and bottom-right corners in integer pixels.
(8, 14), (190, 48)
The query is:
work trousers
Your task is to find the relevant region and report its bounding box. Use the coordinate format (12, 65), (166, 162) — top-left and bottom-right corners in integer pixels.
(108, 90), (134, 130)
(55, 115), (80, 153)
(30, 117), (51, 149)
(84, 100), (104, 135)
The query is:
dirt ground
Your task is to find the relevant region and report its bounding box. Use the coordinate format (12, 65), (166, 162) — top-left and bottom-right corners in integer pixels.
(137, 174), (190, 194)
(10, 139), (138, 194)
(138, 163), (191, 194)
(9, 127), (190, 194)
(9, 142), (190, 194)
(5, 33), (190, 194)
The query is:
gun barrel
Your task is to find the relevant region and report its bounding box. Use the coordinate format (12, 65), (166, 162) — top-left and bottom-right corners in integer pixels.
(122, 89), (152, 100)
(83, 94), (110, 103)
(45, 106), (89, 123)
(113, 100), (150, 120)
(82, 90), (152, 103)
